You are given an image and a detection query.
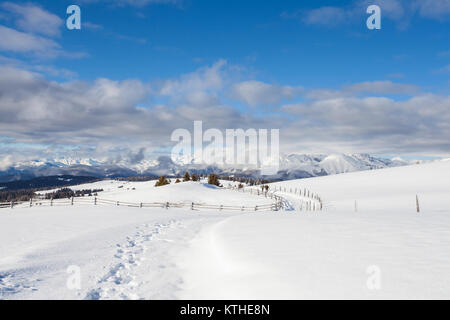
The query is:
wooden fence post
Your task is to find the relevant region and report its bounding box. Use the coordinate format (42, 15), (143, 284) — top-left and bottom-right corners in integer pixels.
(416, 195), (420, 213)
(94, 197), (97, 205)
(191, 202), (194, 210)
(71, 197), (74, 206)
(30, 198), (32, 207)
(50, 198), (53, 207)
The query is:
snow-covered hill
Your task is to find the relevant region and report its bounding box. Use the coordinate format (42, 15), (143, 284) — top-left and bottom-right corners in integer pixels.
(0, 153), (412, 182)
(38, 179), (274, 208)
(1, 160), (449, 299)
(180, 160), (450, 299)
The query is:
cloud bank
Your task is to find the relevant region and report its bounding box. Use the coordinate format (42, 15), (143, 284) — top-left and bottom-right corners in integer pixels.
(0, 60), (449, 163)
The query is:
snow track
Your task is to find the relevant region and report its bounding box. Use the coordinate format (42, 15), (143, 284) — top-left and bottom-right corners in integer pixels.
(84, 220), (178, 300)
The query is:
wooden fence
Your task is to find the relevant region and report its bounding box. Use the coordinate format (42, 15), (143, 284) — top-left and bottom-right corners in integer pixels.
(0, 196), (282, 212)
(229, 184), (323, 211)
(0, 183), (323, 212)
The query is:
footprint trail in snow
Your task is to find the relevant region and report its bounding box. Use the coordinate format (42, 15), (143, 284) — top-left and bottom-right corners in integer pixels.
(85, 220), (178, 300)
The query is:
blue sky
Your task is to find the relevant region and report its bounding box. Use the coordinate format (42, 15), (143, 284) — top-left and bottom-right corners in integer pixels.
(0, 0), (449, 166)
(36, 0), (450, 89)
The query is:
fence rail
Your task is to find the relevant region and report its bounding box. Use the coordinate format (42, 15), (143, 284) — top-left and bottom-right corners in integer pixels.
(1, 183), (323, 212)
(228, 184), (324, 211)
(0, 196), (281, 212)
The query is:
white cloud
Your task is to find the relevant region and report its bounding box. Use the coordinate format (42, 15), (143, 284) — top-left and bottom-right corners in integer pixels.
(184, 91), (220, 108)
(84, 22), (104, 30)
(79, 0), (182, 7)
(0, 63), (273, 160)
(0, 3), (86, 58)
(281, 93), (450, 155)
(364, 0), (405, 20)
(231, 81), (301, 107)
(0, 62), (448, 160)
(415, 0), (450, 20)
(0, 2), (63, 37)
(0, 25), (60, 55)
(303, 7), (350, 26)
(0, 54), (77, 79)
(159, 59), (227, 98)
(289, 0), (450, 29)
(0, 65), (150, 139)
(304, 81), (419, 99)
(0, 154), (14, 171)
(346, 81), (419, 95)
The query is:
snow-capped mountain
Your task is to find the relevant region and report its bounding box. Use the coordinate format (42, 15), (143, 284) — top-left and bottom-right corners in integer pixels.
(272, 153), (410, 180)
(0, 154), (412, 183)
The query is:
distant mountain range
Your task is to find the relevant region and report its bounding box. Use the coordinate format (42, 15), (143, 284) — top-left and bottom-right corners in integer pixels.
(0, 153), (419, 183)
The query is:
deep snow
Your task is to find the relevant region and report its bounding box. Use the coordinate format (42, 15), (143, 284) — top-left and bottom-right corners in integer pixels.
(0, 205), (237, 299)
(1, 161), (450, 299)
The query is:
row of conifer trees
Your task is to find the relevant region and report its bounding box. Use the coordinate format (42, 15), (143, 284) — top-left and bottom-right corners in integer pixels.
(155, 171), (220, 187)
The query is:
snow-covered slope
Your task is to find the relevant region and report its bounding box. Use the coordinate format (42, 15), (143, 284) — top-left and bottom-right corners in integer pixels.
(1, 161), (449, 299)
(179, 160), (450, 299)
(0, 205), (232, 299)
(38, 179), (273, 207)
(270, 158), (450, 212)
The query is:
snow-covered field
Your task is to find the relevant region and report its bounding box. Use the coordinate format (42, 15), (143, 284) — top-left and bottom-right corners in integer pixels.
(37, 179), (273, 207)
(1, 161), (450, 299)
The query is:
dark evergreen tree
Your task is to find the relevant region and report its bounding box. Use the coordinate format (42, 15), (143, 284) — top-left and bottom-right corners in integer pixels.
(155, 176), (170, 187)
(208, 174), (220, 186)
